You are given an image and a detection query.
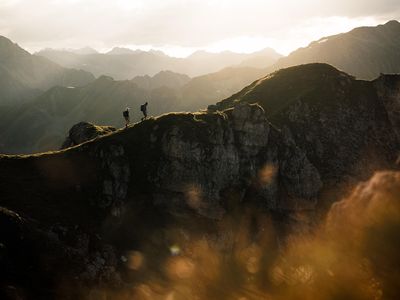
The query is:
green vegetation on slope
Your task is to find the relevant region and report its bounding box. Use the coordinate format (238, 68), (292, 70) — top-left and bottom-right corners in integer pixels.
(213, 63), (354, 119)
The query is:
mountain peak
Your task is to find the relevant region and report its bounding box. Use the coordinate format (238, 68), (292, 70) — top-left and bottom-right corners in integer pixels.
(212, 63), (354, 115)
(69, 47), (98, 55)
(106, 47), (138, 55)
(96, 75), (115, 82)
(0, 35), (13, 44)
(382, 19), (400, 30)
(0, 35), (29, 57)
(269, 20), (400, 80)
(385, 19), (400, 26)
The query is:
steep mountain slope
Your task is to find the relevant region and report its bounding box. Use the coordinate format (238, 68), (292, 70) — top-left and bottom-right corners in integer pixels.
(212, 63), (400, 194)
(36, 47), (282, 79)
(181, 66), (267, 110)
(0, 66), (42, 104)
(0, 69), (399, 297)
(0, 76), (156, 153)
(0, 66), (267, 154)
(269, 20), (400, 79)
(0, 36), (95, 106)
(33, 20), (400, 82)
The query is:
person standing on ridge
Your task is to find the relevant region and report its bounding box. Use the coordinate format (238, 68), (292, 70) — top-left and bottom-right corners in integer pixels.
(123, 107), (130, 128)
(140, 102), (148, 121)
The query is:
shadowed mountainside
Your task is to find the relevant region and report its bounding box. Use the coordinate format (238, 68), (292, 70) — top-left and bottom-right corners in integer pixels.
(130, 70), (191, 90)
(0, 67), (267, 154)
(35, 47), (282, 79)
(0, 36), (95, 106)
(212, 63), (400, 197)
(268, 20), (400, 80)
(0, 78), (399, 297)
(33, 20), (400, 83)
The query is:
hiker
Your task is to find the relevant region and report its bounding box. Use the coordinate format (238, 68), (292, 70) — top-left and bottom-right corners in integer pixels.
(123, 107), (130, 128)
(140, 102), (148, 121)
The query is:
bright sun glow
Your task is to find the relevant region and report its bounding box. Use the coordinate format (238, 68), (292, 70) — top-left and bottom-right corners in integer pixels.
(101, 16), (383, 57)
(0, 0), (396, 57)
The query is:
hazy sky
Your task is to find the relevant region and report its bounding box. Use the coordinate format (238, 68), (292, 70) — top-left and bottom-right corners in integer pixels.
(0, 0), (399, 57)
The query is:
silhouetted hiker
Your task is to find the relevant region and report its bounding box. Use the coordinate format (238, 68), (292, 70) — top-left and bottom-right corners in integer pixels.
(123, 107), (130, 128)
(140, 102), (148, 121)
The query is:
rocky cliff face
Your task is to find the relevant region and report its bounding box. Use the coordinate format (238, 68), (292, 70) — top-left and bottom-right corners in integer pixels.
(1, 63), (400, 298)
(212, 64), (400, 192)
(374, 74), (400, 141)
(61, 122), (116, 149)
(0, 102), (325, 298)
(46, 103), (321, 219)
(144, 103), (321, 217)
(3, 64), (396, 222)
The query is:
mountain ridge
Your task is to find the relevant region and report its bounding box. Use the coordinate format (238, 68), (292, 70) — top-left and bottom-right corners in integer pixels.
(1, 63), (400, 298)
(0, 35), (95, 106)
(268, 20), (400, 79)
(35, 46), (282, 79)
(0, 66), (267, 154)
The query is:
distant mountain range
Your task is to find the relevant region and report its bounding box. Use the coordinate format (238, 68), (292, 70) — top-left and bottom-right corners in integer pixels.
(0, 66), (266, 154)
(268, 20), (400, 79)
(131, 70), (191, 90)
(0, 36), (95, 106)
(1, 20), (400, 154)
(35, 47), (282, 79)
(34, 20), (400, 82)
(1, 63), (400, 299)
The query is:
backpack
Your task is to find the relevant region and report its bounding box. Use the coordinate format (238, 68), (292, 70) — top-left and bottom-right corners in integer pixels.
(140, 104), (145, 112)
(123, 110), (129, 118)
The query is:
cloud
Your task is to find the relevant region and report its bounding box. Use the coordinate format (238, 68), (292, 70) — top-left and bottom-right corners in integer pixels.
(0, 0), (398, 55)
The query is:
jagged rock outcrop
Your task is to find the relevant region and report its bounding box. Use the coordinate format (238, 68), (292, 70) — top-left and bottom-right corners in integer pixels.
(1, 63), (400, 299)
(212, 64), (400, 189)
(150, 103), (321, 216)
(0, 102), (324, 297)
(0, 102), (323, 222)
(278, 126), (322, 209)
(374, 74), (400, 142)
(3, 64), (399, 221)
(96, 144), (130, 217)
(61, 122), (116, 149)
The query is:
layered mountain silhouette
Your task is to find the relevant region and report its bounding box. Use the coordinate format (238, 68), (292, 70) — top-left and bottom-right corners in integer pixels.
(181, 66), (266, 110)
(0, 36), (95, 106)
(131, 70), (191, 90)
(268, 20), (400, 79)
(0, 66), (267, 154)
(35, 20), (400, 82)
(2, 19), (400, 155)
(106, 47), (140, 55)
(0, 63), (399, 299)
(36, 47), (282, 79)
